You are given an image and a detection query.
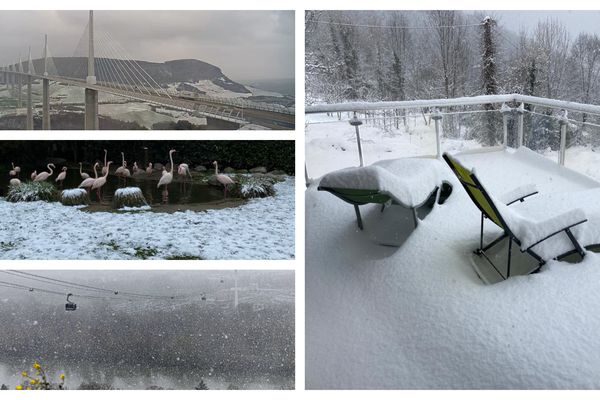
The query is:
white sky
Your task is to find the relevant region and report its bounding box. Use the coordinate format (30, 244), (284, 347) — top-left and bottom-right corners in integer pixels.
(0, 10), (295, 81)
(489, 10), (600, 36)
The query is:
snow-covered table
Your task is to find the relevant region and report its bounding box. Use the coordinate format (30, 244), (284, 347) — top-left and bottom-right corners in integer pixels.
(318, 157), (448, 231)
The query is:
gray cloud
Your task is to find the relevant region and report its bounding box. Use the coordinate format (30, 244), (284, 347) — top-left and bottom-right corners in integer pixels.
(0, 10), (295, 81)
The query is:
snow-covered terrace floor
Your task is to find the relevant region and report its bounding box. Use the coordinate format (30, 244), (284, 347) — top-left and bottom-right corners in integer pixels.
(306, 147), (600, 389)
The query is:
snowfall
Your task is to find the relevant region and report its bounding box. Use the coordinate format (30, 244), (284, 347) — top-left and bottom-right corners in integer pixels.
(0, 178), (294, 260)
(306, 113), (600, 389)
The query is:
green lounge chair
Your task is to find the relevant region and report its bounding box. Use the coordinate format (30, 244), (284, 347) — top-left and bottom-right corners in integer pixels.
(443, 152), (587, 281)
(317, 158), (452, 230)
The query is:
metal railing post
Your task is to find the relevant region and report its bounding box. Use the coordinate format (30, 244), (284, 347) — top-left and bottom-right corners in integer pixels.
(432, 109), (443, 159)
(516, 103), (525, 147)
(349, 112), (365, 166)
(558, 109), (568, 166)
(500, 103), (512, 148)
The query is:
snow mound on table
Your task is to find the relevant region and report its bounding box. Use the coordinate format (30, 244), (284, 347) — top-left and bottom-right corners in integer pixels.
(319, 158), (443, 207)
(61, 188), (87, 199)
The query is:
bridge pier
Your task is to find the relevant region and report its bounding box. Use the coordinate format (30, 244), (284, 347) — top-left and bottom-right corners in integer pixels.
(42, 78), (50, 130)
(85, 88), (99, 130)
(17, 74), (22, 108)
(26, 75), (33, 130)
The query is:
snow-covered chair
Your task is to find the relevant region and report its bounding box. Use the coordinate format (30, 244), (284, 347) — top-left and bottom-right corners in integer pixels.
(317, 157), (451, 230)
(443, 152), (588, 281)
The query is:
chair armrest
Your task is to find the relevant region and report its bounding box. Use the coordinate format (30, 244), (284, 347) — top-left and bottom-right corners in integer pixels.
(519, 208), (587, 251)
(499, 183), (539, 206)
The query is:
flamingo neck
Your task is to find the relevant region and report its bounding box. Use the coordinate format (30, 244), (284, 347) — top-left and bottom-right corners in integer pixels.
(214, 163), (219, 175)
(93, 164), (98, 179)
(104, 151), (107, 166)
(169, 152), (174, 174)
(47, 164), (53, 175)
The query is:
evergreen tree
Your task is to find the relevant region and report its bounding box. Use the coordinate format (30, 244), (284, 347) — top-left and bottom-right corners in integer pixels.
(482, 16), (499, 146)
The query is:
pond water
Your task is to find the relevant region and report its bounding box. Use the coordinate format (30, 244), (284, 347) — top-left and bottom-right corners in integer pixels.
(0, 361), (293, 390)
(2, 166), (227, 206)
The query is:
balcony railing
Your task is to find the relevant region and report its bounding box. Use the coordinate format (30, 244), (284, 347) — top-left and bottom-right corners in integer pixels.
(305, 94), (600, 183)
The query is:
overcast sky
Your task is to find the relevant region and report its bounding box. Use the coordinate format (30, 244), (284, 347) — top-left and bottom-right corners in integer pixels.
(488, 10), (600, 36)
(0, 10), (294, 81)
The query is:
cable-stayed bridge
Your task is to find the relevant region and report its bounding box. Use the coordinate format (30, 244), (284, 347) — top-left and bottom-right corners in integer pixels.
(0, 11), (295, 130)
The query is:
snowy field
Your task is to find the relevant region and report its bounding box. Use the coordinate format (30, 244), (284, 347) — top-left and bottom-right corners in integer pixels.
(0, 179), (294, 260)
(306, 114), (600, 388)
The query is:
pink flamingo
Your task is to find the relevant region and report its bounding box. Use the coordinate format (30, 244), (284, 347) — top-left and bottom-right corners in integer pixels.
(115, 152), (129, 186)
(79, 162), (98, 194)
(79, 162), (90, 180)
(213, 161), (234, 198)
(9, 162), (20, 178)
(101, 149), (108, 175)
(157, 149), (176, 204)
(55, 166), (67, 188)
(146, 162), (153, 175)
(30, 170), (37, 181)
(178, 163), (192, 192)
(92, 161), (112, 203)
(34, 163), (55, 182)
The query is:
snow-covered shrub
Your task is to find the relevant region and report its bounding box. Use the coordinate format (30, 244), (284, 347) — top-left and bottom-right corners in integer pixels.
(6, 181), (57, 202)
(231, 175), (277, 199)
(112, 187), (149, 209)
(60, 188), (89, 206)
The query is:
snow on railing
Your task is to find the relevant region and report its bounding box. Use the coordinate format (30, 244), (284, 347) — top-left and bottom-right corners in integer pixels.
(305, 94), (600, 183)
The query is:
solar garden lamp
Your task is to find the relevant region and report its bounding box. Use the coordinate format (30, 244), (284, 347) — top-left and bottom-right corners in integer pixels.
(516, 103), (525, 148)
(500, 103), (513, 148)
(349, 112), (364, 167)
(558, 109), (569, 166)
(431, 109), (443, 159)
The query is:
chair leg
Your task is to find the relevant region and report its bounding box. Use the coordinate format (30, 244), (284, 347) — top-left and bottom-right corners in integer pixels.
(507, 237), (513, 278)
(354, 205), (364, 230)
(565, 228), (585, 259)
(479, 213), (484, 250)
(412, 208), (418, 228)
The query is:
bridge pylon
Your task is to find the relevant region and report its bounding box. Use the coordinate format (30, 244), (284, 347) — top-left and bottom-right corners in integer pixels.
(17, 56), (23, 109)
(42, 34), (51, 130)
(85, 10), (99, 130)
(26, 47), (33, 130)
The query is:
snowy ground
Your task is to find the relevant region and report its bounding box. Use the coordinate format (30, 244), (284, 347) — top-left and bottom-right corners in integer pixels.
(305, 113), (482, 179)
(306, 113), (600, 388)
(0, 178), (294, 260)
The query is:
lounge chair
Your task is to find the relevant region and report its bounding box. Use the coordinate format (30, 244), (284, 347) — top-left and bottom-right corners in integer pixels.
(443, 152), (588, 281)
(318, 158), (452, 230)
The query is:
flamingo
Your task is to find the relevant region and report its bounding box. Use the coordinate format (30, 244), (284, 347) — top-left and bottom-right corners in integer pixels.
(133, 162), (139, 174)
(101, 149), (108, 175)
(79, 162), (98, 194)
(9, 163), (20, 178)
(178, 163), (192, 192)
(34, 163), (55, 182)
(146, 162), (153, 175)
(9, 178), (21, 186)
(92, 161), (112, 203)
(213, 161), (234, 198)
(115, 152), (129, 186)
(55, 166), (67, 188)
(79, 162), (90, 180)
(30, 170), (37, 181)
(157, 149), (176, 204)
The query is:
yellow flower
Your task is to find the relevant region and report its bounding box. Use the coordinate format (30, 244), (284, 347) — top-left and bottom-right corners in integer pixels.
(30, 379), (38, 385)
(60, 374), (65, 381)
(15, 385), (23, 390)
(21, 371), (28, 377)
(33, 362), (41, 370)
